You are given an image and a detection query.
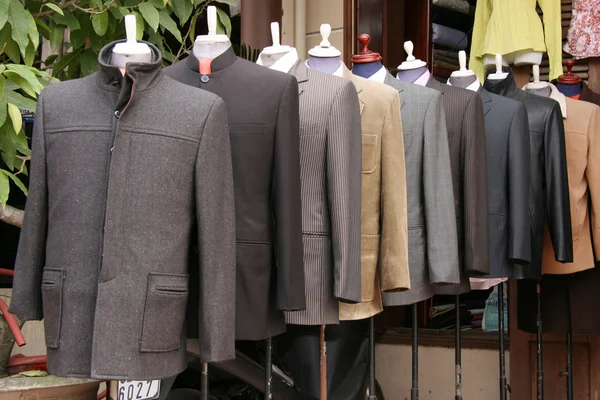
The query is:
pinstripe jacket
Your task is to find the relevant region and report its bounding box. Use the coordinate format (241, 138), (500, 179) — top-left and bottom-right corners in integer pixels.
(382, 72), (461, 306)
(283, 61), (363, 325)
(338, 67), (410, 321)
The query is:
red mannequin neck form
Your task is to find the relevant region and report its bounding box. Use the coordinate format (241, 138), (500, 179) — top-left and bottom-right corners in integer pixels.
(557, 59), (581, 85)
(351, 34), (382, 64)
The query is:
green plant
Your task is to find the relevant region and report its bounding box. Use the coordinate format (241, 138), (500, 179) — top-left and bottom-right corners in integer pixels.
(0, 0), (238, 219)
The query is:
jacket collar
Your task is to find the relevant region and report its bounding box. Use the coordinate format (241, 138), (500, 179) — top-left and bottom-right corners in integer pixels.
(342, 65), (365, 114)
(483, 67), (521, 98)
(184, 45), (238, 74)
(384, 70), (406, 108)
(96, 40), (163, 93)
(289, 59), (308, 95)
(523, 82), (567, 118)
(426, 75), (445, 96)
(256, 48), (299, 74)
(477, 87), (493, 116)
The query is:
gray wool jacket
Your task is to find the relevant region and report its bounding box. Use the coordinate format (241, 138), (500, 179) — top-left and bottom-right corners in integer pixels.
(8, 41), (237, 380)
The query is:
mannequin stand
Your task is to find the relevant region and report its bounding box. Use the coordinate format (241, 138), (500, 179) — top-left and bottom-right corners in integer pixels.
(536, 282), (544, 400)
(498, 283), (507, 400)
(265, 337), (273, 400)
(561, 331), (574, 400)
(320, 324), (327, 400)
(412, 304), (419, 400)
(368, 317), (377, 400)
(455, 295), (462, 400)
(201, 363), (209, 400)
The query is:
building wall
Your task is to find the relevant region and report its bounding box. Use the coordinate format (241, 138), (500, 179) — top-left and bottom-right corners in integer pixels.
(377, 344), (510, 400)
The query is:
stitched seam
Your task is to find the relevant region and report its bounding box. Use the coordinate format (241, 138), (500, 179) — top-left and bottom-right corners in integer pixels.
(46, 126), (112, 134)
(120, 127), (198, 143)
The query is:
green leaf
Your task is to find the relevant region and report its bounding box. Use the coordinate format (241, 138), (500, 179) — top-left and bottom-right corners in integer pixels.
(171, 0), (192, 24)
(23, 41), (35, 66)
(0, 73), (5, 95)
(138, 2), (159, 32)
(0, 123), (17, 170)
(49, 20), (64, 52)
(0, 96), (7, 127)
(0, 26), (20, 63)
(148, 0), (166, 9)
(54, 13), (81, 30)
(213, 0), (240, 6)
(5, 90), (37, 112)
(4, 71), (36, 97)
(80, 48), (98, 76)
(7, 103), (22, 134)
(119, 7), (130, 17)
(6, 65), (43, 94)
(51, 48), (84, 77)
(158, 9), (182, 42)
(0, 169), (9, 206)
(133, 11), (144, 40)
(215, 7), (231, 37)
(0, 0), (8, 31)
(69, 27), (88, 49)
(3, 170), (27, 196)
(8, 0), (30, 57)
(36, 19), (50, 40)
(91, 12), (109, 36)
(109, 6), (124, 21)
(26, 11), (39, 50)
(41, 3), (64, 15)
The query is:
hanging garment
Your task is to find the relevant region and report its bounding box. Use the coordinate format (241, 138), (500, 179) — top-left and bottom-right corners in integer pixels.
(484, 68), (573, 279)
(470, 0), (562, 80)
(164, 47), (305, 340)
(469, 88), (531, 291)
(564, 0), (600, 59)
(426, 78), (489, 295)
(8, 41), (236, 379)
(517, 90), (600, 335)
(337, 66), (410, 321)
(382, 71), (461, 307)
(280, 59), (363, 325)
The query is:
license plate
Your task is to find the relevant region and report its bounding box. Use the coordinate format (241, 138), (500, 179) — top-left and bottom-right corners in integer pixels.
(117, 380), (160, 400)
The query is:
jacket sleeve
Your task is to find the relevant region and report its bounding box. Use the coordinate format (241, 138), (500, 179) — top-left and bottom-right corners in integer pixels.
(379, 93), (410, 292)
(195, 97), (236, 362)
(586, 106), (600, 259)
(508, 104), (532, 263)
(462, 93), (489, 275)
(423, 92), (460, 284)
(327, 81), (362, 303)
(469, 0), (492, 81)
(545, 103), (573, 262)
(538, 0), (563, 81)
(273, 76), (305, 310)
(8, 91), (48, 321)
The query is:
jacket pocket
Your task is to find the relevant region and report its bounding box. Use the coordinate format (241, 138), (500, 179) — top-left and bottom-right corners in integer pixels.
(140, 273), (189, 353)
(362, 134), (379, 174)
(361, 235), (381, 301)
(41, 268), (65, 349)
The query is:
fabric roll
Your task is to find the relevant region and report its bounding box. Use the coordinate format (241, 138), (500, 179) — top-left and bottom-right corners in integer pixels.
(432, 23), (469, 50)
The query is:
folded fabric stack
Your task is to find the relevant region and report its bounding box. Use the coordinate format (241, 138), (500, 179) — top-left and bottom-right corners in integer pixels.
(432, 23), (469, 50)
(470, 309), (485, 331)
(433, 48), (463, 72)
(432, 0), (471, 15)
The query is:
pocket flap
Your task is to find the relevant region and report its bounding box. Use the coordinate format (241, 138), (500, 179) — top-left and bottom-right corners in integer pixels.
(362, 134), (379, 174)
(42, 268), (65, 285)
(148, 273), (189, 293)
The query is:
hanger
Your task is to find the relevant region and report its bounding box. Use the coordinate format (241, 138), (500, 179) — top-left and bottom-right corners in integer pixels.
(450, 51), (474, 78)
(557, 59), (581, 85)
(308, 24), (341, 57)
(261, 22), (292, 55)
(195, 5), (229, 44)
(351, 34), (382, 63)
(397, 41), (426, 70)
(487, 54), (508, 80)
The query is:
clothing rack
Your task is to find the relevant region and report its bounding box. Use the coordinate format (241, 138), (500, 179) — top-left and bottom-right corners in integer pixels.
(412, 304), (419, 400)
(368, 316), (377, 400)
(455, 295), (462, 400)
(498, 283), (508, 400)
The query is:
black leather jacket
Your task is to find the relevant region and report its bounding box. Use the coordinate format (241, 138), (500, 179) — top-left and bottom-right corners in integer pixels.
(484, 68), (573, 279)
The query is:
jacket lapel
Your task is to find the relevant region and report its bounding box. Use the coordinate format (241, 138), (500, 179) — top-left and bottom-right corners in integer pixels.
(384, 71), (406, 109)
(343, 66), (365, 114)
(479, 88), (493, 116)
(291, 60), (308, 95)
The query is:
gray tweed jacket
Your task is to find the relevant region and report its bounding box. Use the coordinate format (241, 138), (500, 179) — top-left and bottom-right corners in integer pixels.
(9, 41), (236, 380)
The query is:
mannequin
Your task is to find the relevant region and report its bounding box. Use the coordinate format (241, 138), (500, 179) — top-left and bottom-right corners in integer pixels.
(110, 14), (152, 72)
(257, 22), (294, 70)
(447, 51), (479, 91)
(396, 41), (429, 85)
(351, 34), (383, 79)
(554, 59), (583, 98)
(306, 24), (342, 75)
(486, 54), (509, 81)
(192, 6), (231, 74)
(483, 50), (542, 71)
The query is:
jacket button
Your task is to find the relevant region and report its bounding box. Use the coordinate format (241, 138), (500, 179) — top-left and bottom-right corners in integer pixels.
(114, 110), (121, 118)
(200, 75), (209, 83)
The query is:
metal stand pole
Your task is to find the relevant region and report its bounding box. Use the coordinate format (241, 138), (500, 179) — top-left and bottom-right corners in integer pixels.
(368, 316), (377, 400)
(536, 282), (544, 400)
(498, 283), (507, 400)
(455, 295), (462, 400)
(320, 324), (327, 400)
(411, 304), (419, 400)
(265, 337), (273, 400)
(201, 363), (209, 400)
(566, 332), (573, 400)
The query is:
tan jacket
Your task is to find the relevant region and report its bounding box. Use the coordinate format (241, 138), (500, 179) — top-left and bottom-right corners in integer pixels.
(542, 91), (600, 274)
(339, 67), (409, 321)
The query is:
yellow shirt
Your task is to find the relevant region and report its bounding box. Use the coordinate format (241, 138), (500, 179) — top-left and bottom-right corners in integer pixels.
(469, 0), (562, 81)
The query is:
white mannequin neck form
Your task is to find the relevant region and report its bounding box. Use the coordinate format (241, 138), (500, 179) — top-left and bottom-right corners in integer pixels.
(258, 22), (295, 69)
(396, 41), (429, 84)
(483, 49), (542, 69)
(111, 14), (152, 73)
(523, 64), (552, 97)
(448, 50), (479, 91)
(306, 23), (343, 75)
(487, 54), (509, 81)
(193, 6), (232, 60)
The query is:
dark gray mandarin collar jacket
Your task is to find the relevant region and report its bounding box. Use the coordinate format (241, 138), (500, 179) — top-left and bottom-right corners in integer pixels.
(8, 42), (237, 379)
(484, 68), (573, 279)
(382, 72), (461, 306)
(164, 48), (305, 339)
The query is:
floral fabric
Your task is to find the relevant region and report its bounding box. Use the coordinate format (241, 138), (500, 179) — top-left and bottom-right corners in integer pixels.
(564, 0), (600, 59)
